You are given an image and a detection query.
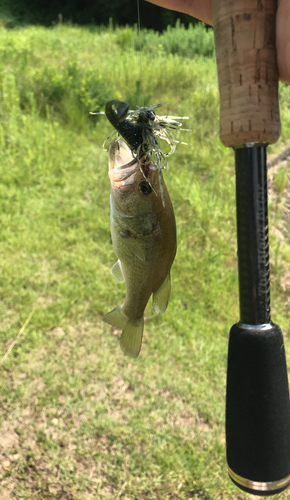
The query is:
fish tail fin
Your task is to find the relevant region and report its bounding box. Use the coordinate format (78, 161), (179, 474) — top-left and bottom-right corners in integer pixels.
(103, 306), (144, 359)
(120, 316), (144, 359)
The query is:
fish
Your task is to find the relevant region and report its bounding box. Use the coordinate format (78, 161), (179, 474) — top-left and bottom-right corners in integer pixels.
(103, 139), (177, 358)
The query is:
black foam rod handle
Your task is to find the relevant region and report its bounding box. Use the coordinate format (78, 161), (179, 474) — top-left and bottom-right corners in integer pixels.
(226, 323), (290, 495)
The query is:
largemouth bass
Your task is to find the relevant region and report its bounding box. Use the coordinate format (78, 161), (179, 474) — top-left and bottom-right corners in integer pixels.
(103, 139), (176, 358)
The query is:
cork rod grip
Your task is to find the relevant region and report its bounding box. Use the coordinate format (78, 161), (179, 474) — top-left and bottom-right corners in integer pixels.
(212, 0), (281, 147)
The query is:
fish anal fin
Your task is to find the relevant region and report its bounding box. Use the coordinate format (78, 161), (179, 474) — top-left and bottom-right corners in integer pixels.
(153, 273), (171, 314)
(103, 306), (144, 358)
(120, 232), (146, 262)
(110, 259), (125, 283)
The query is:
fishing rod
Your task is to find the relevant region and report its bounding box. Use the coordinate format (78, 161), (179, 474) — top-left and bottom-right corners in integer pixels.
(212, 0), (290, 495)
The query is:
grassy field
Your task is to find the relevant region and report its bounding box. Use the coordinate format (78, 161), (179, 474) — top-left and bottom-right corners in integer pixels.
(0, 22), (290, 499)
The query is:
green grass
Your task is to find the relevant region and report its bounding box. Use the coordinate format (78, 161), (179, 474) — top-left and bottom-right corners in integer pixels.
(0, 23), (290, 499)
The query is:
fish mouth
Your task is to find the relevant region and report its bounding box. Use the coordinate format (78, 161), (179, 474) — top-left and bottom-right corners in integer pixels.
(109, 139), (135, 170)
(108, 140), (140, 187)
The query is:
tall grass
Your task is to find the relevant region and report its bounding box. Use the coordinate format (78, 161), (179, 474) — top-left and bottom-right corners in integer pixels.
(0, 22), (290, 499)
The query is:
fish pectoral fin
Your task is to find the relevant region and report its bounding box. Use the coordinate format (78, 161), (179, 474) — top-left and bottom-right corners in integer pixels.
(152, 273), (171, 314)
(110, 259), (125, 283)
(120, 232), (146, 262)
(103, 306), (144, 359)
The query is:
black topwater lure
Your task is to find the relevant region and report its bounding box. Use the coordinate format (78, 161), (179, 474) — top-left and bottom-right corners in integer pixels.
(92, 99), (190, 205)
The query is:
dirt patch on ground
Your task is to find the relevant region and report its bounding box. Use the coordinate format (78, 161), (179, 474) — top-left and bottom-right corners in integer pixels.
(0, 422), (19, 450)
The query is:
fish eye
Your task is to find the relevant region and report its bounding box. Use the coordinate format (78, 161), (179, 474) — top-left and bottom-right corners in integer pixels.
(138, 181), (152, 195)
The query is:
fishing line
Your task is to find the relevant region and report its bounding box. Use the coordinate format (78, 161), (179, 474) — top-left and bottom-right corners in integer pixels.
(136, 0), (141, 50)
(136, 0), (145, 106)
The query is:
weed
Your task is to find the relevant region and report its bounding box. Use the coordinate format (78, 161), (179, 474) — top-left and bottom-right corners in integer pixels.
(274, 163), (289, 196)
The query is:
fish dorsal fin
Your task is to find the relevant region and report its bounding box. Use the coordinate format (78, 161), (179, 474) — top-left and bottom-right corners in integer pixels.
(152, 273), (171, 314)
(119, 231), (146, 262)
(110, 259), (125, 283)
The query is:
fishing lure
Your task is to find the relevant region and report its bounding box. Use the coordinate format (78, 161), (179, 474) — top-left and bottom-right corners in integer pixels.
(91, 100), (190, 205)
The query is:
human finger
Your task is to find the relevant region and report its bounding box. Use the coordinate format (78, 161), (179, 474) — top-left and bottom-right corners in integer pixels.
(145, 0), (213, 26)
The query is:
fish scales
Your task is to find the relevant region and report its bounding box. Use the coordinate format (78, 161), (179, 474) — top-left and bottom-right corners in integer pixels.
(103, 139), (176, 358)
